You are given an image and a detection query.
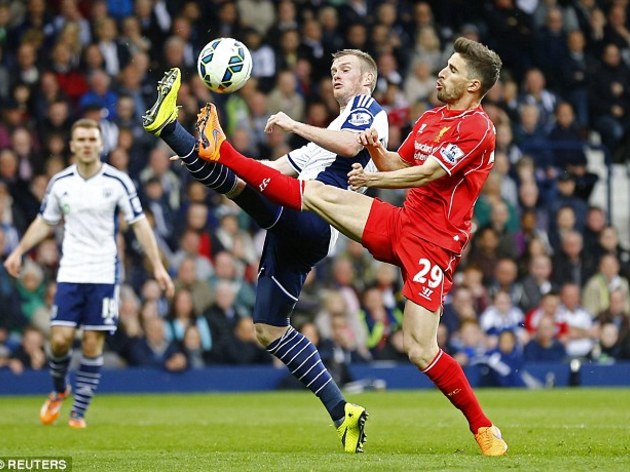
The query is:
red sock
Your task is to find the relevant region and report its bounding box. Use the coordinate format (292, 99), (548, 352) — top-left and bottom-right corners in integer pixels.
(422, 349), (491, 433)
(219, 141), (304, 210)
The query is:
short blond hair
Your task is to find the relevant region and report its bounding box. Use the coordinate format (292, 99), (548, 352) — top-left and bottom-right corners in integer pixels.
(332, 49), (378, 93)
(70, 118), (102, 138)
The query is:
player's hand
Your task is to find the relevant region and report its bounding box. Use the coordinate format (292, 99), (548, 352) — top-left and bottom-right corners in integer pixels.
(357, 129), (383, 150)
(264, 112), (296, 134)
(3, 251), (22, 278)
(348, 162), (373, 190)
(154, 266), (175, 298)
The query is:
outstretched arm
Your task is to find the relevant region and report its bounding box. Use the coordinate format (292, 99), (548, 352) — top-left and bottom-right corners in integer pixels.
(265, 112), (363, 157)
(357, 128), (409, 171)
(3, 217), (54, 277)
(131, 217), (175, 297)
(348, 157), (447, 190)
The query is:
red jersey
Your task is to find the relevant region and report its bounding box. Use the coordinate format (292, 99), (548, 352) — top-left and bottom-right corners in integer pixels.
(398, 105), (495, 254)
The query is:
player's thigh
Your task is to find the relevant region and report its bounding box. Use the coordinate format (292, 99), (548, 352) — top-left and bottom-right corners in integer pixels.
(302, 181), (373, 242)
(253, 274), (303, 327)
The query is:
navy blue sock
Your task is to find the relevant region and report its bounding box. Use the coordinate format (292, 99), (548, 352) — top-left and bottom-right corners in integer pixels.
(232, 186), (283, 229)
(267, 326), (346, 422)
(48, 351), (71, 394)
(71, 355), (103, 418)
(161, 121), (237, 194)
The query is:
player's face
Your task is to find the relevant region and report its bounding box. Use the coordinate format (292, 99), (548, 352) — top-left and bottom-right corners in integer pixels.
(70, 127), (103, 164)
(436, 53), (472, 103)
(330, 55), (369, 106)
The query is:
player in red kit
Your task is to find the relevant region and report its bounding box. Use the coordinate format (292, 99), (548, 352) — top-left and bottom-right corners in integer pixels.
(195, 37), (507, 456)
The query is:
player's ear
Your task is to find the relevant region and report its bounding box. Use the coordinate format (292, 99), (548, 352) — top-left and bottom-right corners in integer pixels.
(467, 79), (482, 94)
(363, 72), (374, 89)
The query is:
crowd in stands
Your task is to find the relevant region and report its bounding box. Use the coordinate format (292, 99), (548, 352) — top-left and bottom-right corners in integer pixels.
(2, 0), (630, 386)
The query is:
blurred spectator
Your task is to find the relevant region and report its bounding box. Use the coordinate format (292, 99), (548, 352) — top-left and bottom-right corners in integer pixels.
(524, 291), (568, 343)
(165, 288), (213, 356)
(582, 206), (608, 257)
(404, 59), (436, 105)
(173, 255), (214, 316)
(442, 286), (478, 339)
(513, 103), (553, 168)
(532, 7), (567, 91)
(128, 315), (187, 372)
(488, 258), (525, 308)
(458, 264), (491, 314)
(315, 289), (368, 358)
(180, 325), (210, 368)
(299, 19), (327, 82)
(523, 315), (566, 362)
(119, 16), (150, 56)
(588, 43), (630, 160)
(452, 319), (488, 367)
(582, 253), (630, 317)
(589, 225), (630, 282)
(7, 325), (46, 374)
(557, 283), (594, 358)
(603, 4), (630, 63)
(94, 16), (130, 76)
(560, 30), (591, 129)
(203, 280), (247, 362)
(16, 260), (46, 323)
(170, 229), (214, 282)
(520, 254), (556, 313)
(209, 251), (255, 315)
(479, 290), (528, 349)
(552, 230), (586, 287)
(549, 204), (580, 253)
(467, 226), (500, 284)
(266, 69), (304, 122)
(358, 286), (403, 360)
(242, 28), (276, 93)
(318, 5), (344, 59)
(479, 330), (527, 387)
(222, 315), (272, 365)
(484, 0), (535, 83)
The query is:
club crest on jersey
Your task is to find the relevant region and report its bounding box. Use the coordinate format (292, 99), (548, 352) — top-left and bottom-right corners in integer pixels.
(348, 112), (371, 127)
(434, 126), (450, 142)
(440, 143), (464, 164)
(102, 187), (112, 198)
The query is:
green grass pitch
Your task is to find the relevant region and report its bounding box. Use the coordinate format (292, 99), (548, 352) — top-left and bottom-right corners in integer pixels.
(2, 388), (629, 471)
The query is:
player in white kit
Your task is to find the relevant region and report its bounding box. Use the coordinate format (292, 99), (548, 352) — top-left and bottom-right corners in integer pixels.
(4, 119), (174, 428)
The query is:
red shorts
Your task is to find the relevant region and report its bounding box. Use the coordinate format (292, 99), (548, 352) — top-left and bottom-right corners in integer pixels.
(361, 199), (458, 311)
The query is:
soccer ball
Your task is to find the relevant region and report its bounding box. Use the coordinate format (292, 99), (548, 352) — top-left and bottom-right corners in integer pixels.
(197, 37), (253, 94)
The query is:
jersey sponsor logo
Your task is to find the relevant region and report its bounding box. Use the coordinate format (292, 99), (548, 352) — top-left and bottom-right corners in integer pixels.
(440, 143), (465, 164)
(434, 126), (451, 142)
(348, 111), (371, 127)
(413, 142), (435, 161)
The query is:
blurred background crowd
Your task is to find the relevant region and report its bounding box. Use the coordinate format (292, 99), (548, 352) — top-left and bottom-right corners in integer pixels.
(2, 0), (630, 388)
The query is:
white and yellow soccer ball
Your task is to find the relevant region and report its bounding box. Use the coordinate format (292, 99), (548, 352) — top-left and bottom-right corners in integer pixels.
(197, 37), (253, 93)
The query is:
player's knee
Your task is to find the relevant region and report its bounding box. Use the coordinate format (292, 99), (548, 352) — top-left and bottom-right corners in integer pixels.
(254, 322), (288, 348)
(406, 343), (438, 370)
(50, 334), (71, 357)
(302, 180), (327, 208)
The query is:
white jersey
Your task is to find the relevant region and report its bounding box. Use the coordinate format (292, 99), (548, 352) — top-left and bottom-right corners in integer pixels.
(40, 163), (144, 284)
(285, 95), (389, 254)
(286, 95), (389, 187)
